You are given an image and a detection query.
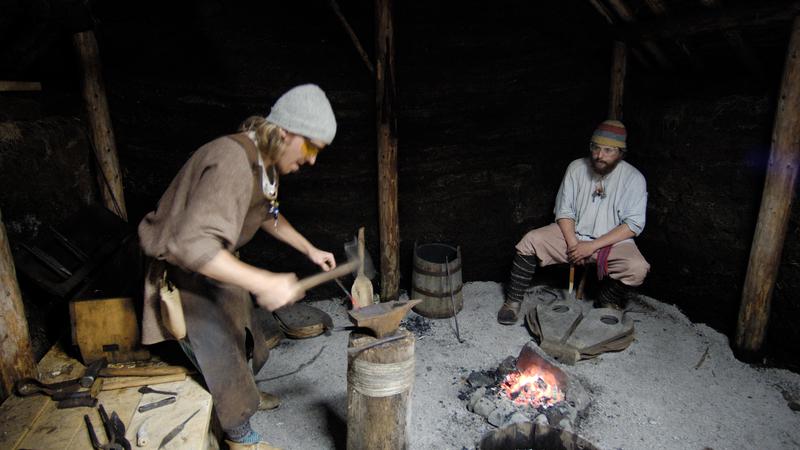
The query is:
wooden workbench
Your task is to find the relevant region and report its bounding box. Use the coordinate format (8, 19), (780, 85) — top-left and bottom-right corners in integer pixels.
(0, 344), (215, 449)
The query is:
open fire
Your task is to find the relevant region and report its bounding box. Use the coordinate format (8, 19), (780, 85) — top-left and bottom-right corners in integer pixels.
(501, 367), (563, 408)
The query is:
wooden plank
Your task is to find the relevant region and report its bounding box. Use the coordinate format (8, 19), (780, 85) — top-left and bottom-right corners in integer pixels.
(16, 347), (88, 449)
(0, 395), (50, 449)
(736, 16), (800, 357)
(69, 297), (149, 363)
(3, 343), (212, 449)
(125, 378), (212, 449)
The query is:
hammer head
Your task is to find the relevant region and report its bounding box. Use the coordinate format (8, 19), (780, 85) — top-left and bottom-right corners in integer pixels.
(79, 357), (108, 388)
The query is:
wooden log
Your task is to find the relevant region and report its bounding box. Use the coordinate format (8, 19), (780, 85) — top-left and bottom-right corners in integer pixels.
(608, 41), (627, 120)
(586, 0), (653, 70)
(376, 0), (400, 301)
(629, 1), (800, 42)
(736, 16), (800, 357)
(347, 330), (414, 450)
(606, 0), (673, 70)
(0, 81), (42, 92)
(329, 0), (375, 74)
(700, 0), (765, 81)
(0, 207), (37, 401)
(72, 30), (128, 221)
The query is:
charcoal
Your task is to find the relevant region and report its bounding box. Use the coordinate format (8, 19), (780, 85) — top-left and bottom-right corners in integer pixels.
(400, 315), (433, 337)
(473, 397), (496, 418)
(467, 387), (486, 411)
(467, 371), (494, 388)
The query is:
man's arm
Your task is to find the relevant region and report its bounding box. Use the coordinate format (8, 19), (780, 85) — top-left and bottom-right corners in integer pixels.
(196, 249), (303, 311)
(556, 218), (579, 248)
(261, 213), (336, 270)
(566, 223), (635, 264)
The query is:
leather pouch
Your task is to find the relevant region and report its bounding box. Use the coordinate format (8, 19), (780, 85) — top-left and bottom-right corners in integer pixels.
(159, 270), (187, 339)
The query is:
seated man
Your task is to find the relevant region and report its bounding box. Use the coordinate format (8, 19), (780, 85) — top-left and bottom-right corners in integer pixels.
(497, 119), (650, 325)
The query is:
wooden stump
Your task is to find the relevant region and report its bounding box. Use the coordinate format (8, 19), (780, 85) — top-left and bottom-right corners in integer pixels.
(347, 330), (414, 450)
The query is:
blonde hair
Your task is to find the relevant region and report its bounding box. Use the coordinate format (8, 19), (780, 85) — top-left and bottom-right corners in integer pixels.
(238, 116), (284, 163)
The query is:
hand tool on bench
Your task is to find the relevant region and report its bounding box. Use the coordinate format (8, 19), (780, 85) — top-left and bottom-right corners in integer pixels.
(16, 356), (106, 396)
(85, 404), (131, 450)
(158, 408), (201, 449)
(139, 385), (178, 396)
(138, 396), (177, 413)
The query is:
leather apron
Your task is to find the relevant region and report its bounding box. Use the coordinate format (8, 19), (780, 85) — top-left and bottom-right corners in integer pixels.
(156, 133), (271, 431)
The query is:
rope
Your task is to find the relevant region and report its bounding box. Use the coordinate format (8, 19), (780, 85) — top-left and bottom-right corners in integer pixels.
(349, 358), (414, 397)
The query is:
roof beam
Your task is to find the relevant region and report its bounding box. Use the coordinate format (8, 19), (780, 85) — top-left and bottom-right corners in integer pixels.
(625, 1), (800, 42)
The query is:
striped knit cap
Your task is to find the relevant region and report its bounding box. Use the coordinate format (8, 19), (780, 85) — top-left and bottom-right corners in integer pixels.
(591, 120), (626, 149)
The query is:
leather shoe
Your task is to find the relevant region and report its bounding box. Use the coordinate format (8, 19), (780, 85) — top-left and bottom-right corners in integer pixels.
(497, 300), (521, 325)
(225, 439), (282, 450)
(258, 391), (281, 410)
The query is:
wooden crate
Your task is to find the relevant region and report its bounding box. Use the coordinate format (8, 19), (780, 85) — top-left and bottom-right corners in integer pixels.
(69, 297), (149, 363)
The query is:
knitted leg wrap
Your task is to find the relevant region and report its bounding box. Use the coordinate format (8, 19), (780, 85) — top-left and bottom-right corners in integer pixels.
(498, 253), (538, 325)
(226, 420), (261, 444)
(506, 253), (538, 303)
(595, 277), (634, 310)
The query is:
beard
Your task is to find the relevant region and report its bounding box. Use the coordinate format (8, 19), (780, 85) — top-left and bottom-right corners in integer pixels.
(592, 158), (621, 176)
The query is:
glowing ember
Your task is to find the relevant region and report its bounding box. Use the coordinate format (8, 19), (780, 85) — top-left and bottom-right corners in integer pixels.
(501, 368), (564, 408)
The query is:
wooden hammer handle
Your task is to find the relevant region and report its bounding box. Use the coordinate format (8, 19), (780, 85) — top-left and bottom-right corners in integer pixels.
(296, 260), (359, 293)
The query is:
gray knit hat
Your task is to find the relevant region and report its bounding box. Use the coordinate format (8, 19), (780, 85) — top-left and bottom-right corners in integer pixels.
(266, 84), (337, 145)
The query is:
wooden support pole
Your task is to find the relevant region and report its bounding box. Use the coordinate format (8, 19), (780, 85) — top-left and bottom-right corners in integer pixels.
(375, 0), (399, 302)
(0, 207), (37, 401)
(736, 16), (800, 357)
(347, 330), (414, 450)
(609, 41), (627, 120)
(73, 30), (128, 221)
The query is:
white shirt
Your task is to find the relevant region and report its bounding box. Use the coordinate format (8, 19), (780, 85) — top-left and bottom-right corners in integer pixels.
(553, 157), (647, 240)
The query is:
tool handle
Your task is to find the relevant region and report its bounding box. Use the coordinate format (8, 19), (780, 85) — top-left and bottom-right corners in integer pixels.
(101, 373), (186, 391)
(568, 265), (575, 294)
(295, 260), (359, 293)
(100, 366), (187, 377)
(357, 227), (365, 276)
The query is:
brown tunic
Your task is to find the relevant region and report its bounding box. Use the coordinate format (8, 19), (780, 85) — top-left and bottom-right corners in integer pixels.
(138, 134), (270, 430)
(139, 134), (268, 344)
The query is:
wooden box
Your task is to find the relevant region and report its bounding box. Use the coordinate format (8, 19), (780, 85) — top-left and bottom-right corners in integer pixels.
(69, 297), (149, 363)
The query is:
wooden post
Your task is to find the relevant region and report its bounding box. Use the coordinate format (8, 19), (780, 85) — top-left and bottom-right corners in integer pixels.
(347, 330), (414, 450)
(376, 0), (399, 301)
(0, 207), (37, 401)
(73, 30), (128, 221)
(736, 16), (800, 357)
(609, 41), (627, 120)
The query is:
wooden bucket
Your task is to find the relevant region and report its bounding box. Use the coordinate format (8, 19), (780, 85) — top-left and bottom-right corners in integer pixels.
(411, 243), (463, 318)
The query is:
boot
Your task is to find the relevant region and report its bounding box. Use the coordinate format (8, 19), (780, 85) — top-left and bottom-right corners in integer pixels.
(497, 253), (538, 325)
(225, 439), (282, 450)
(258, 391), (281, 410)
(594, 277), (634, 310)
